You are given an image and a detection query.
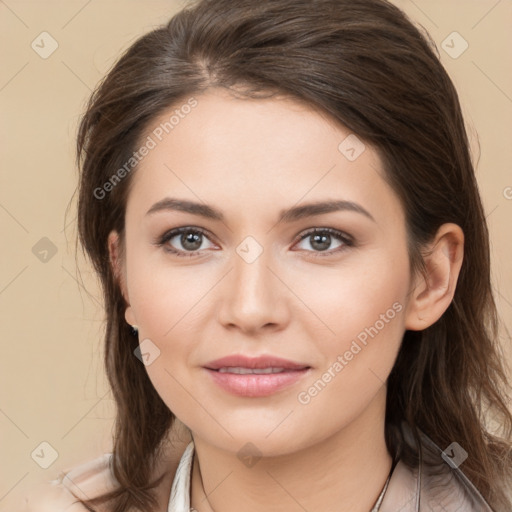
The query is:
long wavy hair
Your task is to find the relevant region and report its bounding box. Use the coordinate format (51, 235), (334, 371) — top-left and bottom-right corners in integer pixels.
(73, 0), (512, 510)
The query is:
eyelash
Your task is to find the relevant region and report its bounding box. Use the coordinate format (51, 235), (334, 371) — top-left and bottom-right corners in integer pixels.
(154, 226), (354, 258)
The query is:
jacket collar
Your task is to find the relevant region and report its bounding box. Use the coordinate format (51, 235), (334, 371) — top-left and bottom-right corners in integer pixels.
(379, 422), (494, 511)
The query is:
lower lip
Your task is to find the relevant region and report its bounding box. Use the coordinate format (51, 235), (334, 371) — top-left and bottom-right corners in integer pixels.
(204, 368), (310, 397)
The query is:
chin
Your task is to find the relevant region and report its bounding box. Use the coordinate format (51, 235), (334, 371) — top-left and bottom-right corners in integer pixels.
(188, 416), (328, 459)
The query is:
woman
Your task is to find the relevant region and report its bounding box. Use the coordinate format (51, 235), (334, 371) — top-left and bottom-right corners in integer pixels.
(25, 0), (512, 510)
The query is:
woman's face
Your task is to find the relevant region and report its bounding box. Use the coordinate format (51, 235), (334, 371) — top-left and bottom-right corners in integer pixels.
(113, 87), (416, 456)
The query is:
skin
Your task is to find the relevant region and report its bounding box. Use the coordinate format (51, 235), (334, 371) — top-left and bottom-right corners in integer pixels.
(108, 87), (464, 512)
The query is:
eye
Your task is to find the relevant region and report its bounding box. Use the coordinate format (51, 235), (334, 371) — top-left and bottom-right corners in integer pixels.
(293, 228), (353, 257)
(155, 226), (354, 258)
(155, 227), (216, 257)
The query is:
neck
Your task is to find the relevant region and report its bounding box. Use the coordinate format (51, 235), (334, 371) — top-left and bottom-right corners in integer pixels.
(190, 386), (392, 512)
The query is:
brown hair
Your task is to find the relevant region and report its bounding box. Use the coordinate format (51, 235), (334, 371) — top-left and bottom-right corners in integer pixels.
(73, 0), (512, 510)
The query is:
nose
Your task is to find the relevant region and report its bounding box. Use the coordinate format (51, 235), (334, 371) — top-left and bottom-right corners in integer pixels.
(217, 244), (290, 335)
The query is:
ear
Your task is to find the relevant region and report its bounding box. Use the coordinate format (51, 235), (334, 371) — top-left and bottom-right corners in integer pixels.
(404, 223), (464, 331)
(107, 230), (137, 326)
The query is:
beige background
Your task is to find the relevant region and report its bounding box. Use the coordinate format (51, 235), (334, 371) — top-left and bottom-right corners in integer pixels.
(1, 0), (511, 509)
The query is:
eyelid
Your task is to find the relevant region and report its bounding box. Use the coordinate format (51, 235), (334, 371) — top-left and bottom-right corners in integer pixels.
(293, 227), (353, 244)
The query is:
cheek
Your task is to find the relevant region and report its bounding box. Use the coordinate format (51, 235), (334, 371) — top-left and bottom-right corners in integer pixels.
(292, 249), (409, 411)
(290, 307), (406, 451)
(125, 251), (215, 417)
(126, 246), (213, 336)
(293, 243), (410, 346)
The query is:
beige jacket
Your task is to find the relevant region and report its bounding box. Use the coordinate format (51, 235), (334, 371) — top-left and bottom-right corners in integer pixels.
(22, 423), (500, 511)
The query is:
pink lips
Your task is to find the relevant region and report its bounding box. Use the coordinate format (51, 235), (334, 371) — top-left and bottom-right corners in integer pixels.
(203, 354), (311, 397)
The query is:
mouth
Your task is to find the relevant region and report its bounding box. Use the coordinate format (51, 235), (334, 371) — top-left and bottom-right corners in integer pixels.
(203, 354), (311, 397)
(215, 367), (302, 374)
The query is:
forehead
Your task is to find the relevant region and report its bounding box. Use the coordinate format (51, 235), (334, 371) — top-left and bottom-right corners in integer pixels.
(126, 88), (402, 226)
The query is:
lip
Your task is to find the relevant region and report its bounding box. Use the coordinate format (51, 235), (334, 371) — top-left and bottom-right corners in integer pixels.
(203, 354), (311, 398)
(204, 354), (310, 371)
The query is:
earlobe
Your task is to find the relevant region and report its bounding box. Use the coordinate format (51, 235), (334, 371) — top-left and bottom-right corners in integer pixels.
(404, 223), (464, 331)
(125, 305), (137, 327)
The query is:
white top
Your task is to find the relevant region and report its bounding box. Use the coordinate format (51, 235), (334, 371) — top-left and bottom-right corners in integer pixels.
(168, 441), (195, 512)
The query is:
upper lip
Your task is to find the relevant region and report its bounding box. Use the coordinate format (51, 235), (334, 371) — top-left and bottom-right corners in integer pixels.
(204, 354), (310, 371)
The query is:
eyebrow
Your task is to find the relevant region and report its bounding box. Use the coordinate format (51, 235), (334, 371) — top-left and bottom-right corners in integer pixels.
(145, 197), (375, 223)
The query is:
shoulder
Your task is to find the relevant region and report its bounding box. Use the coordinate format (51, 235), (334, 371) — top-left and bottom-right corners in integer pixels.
(23, 453), (115, 512)
(382, 423), (496, 512)
(417, 431), (494, 512)
(23, 421), (192, 512)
